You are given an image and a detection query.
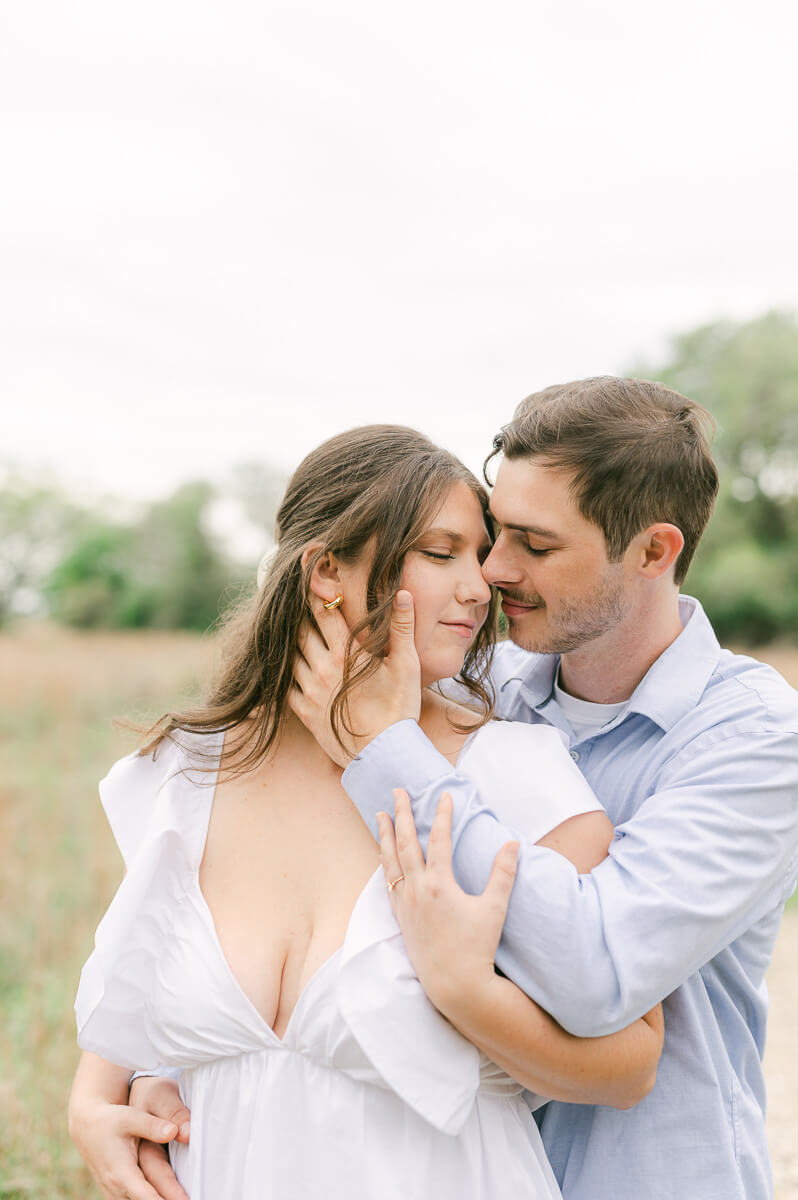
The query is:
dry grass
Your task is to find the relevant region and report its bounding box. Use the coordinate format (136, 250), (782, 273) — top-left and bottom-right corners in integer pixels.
(0, 623), (215, 1199)
(0, 623), (795, 1198)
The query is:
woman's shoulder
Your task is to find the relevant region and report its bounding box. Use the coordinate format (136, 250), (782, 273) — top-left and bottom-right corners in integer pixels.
(100, 729), (223, 867)
(457, 718), (603, 840)
(461, 716), (571, 762)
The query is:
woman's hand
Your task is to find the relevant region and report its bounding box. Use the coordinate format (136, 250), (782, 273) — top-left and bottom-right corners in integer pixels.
(377, 793), (663, 1109)
(67, 1053), (188, 1200)
(377, 788), (519, 1013)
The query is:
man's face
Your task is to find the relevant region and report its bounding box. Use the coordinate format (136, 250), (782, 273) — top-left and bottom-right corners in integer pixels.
(482, 456), (631, 655)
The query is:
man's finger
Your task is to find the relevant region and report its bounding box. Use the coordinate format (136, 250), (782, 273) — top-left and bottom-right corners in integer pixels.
(392, 787), (426, 874)
(296, 618), (331, 663)
(426, 792), (454, 875)
(292, 653), (314, 695)
(307, 593), (350, 657)
(111, 1166), (165, 1200)
(139, 1140), (191, 1200)
(128, 1076), (188, 1128)
(386, 591), (415, 660)
(287, 682), (314, 727)
(116, 1109), (178, 1146)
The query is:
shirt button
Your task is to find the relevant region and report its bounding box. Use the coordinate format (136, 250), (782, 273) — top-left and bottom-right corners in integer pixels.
(570, 750), (580, 761)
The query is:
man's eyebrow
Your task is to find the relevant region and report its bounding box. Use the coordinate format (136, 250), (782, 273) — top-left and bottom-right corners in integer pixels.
(488, 514), (562, 540)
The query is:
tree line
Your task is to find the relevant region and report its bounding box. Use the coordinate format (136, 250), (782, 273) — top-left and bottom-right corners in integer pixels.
(2, 310), (797, 643)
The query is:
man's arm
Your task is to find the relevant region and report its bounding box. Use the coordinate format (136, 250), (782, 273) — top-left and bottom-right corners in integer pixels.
(378, 789), (664, 1109)
(290, 592), (798, 1035)
(344, 719), (798, 1036)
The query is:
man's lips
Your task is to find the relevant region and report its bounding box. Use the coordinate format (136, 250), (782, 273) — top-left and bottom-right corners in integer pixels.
(500, 596), (541, 616)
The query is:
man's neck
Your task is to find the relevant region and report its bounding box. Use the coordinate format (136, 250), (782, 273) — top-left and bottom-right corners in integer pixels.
(557, 591), (685, 704)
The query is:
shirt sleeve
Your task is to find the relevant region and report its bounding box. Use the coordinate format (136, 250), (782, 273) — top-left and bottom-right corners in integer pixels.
(342, 719), (798, 1036)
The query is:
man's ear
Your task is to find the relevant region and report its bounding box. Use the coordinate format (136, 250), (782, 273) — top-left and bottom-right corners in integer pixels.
(636, 524), (685, 580)
(300, 543), (342, 605)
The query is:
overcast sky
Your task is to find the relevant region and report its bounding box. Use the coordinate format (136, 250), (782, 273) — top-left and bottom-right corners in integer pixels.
(2, 1), (797, 503)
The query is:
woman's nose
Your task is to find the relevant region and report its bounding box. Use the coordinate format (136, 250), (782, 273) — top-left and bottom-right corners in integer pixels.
(457, 560), (493, 605)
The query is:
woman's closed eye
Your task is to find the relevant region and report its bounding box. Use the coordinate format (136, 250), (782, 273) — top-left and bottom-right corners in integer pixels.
(420, 550), (455, 561)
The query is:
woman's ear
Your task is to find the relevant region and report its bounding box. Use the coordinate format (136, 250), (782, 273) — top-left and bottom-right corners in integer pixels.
(300, 543), (343, 605)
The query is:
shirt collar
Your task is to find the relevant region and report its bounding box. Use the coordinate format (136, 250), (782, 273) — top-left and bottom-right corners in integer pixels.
(513, 595), (722, 732)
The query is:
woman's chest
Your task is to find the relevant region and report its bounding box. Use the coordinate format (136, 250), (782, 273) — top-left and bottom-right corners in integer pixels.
(199, 774), (380, 1032)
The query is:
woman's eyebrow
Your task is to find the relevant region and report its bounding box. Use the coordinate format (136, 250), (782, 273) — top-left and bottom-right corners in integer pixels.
(419, 526), (463, 543)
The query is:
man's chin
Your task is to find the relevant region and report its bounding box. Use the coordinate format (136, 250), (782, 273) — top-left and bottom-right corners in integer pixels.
(504, 615), (552, 655)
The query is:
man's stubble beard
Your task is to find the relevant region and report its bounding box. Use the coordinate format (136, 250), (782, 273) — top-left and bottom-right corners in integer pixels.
(505, 569), (629, 656)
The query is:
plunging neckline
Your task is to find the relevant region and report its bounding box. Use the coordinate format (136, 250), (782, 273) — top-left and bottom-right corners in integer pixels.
(190, 723), (481, 1043)
(191, 730), (383, 1044)
(192, 877), (354, 1046)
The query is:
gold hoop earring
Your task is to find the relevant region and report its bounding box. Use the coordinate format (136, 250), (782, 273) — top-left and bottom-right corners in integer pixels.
(323, 593), (343, 611)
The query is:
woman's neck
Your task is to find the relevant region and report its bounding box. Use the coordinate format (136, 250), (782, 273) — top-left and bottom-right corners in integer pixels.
(418, 687), (484, 766)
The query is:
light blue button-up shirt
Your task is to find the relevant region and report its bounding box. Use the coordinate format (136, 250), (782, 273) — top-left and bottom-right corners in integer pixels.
(343, 597), (798, 1200)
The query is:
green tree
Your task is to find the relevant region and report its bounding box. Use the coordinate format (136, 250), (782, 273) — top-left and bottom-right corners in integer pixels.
(46, 482), (248, 631)
(632, 310), (798, 641)
(0, 475), (85, 626)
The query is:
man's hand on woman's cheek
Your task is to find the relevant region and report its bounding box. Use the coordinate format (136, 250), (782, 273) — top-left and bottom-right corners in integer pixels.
(289, 590), (422, 765)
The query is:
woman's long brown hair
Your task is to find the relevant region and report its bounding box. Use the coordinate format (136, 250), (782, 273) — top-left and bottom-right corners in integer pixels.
(142, 425), (499, 778)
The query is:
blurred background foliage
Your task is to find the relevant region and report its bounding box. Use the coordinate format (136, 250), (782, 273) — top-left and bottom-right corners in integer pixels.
(632, 309), (798, 643)
(2, 309), (797, 641)
(0, 468), (287, 632)
(45, 483), (240, 631)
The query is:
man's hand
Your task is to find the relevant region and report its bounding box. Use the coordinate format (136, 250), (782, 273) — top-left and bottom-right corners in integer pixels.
(289, 590), (422, 766)
(377, 788), (519, 1015)
(67, 1055), (189, 1200)
(130, 1076), (191, 1200)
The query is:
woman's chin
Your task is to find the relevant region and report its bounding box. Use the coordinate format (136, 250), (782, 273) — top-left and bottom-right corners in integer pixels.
(419, 654), (467, 690)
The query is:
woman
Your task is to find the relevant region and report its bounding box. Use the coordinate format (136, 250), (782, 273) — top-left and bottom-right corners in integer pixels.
(70, 426), (662, 1199)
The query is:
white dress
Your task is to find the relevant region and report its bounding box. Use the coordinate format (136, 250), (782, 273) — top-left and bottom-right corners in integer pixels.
(75, 721), (603, 1199)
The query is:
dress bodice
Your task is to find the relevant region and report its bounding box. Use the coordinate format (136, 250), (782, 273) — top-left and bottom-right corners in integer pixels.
(76, 720), (602, 1137)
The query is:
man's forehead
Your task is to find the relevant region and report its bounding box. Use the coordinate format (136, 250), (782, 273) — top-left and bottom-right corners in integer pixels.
(490, 456), (578, 529)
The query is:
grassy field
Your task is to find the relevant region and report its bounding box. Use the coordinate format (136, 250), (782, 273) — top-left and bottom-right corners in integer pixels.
(1, 623), (796, 1199)
(0, 624), (215, 1199)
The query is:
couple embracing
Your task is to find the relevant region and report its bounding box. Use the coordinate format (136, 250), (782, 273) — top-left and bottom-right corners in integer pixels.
(70, 376), (798, 1200)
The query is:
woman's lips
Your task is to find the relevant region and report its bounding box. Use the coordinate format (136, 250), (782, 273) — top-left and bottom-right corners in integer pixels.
(440, 620), (476, 639)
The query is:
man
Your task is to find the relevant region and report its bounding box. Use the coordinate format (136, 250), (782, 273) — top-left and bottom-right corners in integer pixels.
(293, 377), (798, 1198)
(80, 377), (798, 1199)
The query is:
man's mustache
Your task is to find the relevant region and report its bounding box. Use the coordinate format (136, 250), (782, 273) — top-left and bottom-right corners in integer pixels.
(496, 588), (545, 609)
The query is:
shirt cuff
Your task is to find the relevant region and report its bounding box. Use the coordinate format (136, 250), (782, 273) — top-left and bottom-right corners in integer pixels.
(130, 1066), (182, 1084)
(343, 720), (455, 834)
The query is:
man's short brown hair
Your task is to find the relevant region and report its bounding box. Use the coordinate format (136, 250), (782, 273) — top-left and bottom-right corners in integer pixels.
(487, 376), (719, 585)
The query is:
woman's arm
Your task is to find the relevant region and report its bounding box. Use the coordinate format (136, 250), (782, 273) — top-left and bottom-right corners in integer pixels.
(68, 1052), (189, 1200)
(378, 790), (663, 1109)
(435, 972), (663, 1109)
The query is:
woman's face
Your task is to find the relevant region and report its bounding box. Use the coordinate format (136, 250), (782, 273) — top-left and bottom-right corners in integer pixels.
(337, 480), (493, 688)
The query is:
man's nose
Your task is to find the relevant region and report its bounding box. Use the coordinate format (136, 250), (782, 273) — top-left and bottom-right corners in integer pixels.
(481, 538), (523, 587)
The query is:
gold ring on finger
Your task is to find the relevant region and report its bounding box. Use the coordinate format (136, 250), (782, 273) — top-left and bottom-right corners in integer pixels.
(386, 874), (405, 891)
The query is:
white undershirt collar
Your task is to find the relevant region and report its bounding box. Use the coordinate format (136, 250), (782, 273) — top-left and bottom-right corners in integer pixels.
(553, 666), (628, 741)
